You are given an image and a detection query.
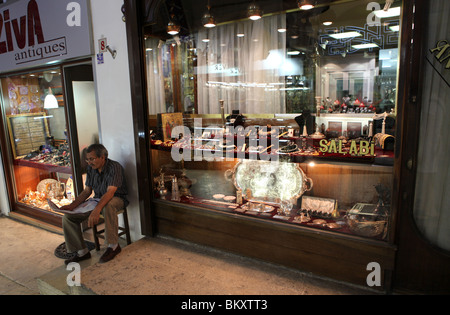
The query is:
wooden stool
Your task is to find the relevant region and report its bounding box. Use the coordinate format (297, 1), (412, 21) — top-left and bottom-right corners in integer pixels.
(92, 207), (132, 251)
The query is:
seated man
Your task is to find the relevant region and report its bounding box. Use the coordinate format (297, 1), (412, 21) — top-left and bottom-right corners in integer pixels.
(61, 144), (128, 264)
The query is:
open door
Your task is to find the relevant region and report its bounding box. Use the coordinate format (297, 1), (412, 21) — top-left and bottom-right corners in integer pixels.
(63, 63), (99, 197)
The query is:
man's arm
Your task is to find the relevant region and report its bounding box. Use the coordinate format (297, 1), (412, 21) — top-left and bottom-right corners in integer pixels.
(59, 186), (93, 211)
(88, 185), (118, 227)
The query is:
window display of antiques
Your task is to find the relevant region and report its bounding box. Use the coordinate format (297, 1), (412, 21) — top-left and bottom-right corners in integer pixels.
(18, 138), (71, 168)
(150, 109), (395, 165)
(153, 158), (390, 241)
(19, 177), (73, 214)
(150, 110), (394, 241)
(13, 138), (73, 214)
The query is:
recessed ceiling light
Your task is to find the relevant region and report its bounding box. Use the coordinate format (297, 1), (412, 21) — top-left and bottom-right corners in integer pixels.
(373, 7), (401, 18)
(329, 31), (362, 39)
(352, 43), (379, 49)
(389, 25), (400, 32)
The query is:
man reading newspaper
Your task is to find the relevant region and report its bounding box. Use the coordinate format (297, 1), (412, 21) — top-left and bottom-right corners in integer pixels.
(57, 144), (128, 265)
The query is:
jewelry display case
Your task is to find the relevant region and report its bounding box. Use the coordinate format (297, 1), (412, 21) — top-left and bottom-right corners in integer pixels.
(149, 113), (394, 241)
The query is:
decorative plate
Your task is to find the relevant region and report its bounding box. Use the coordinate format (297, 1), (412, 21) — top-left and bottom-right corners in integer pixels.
(37, 179), (60, 193)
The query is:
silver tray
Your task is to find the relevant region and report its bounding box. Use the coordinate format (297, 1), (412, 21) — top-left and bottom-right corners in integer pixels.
(225, 160), (313, 203)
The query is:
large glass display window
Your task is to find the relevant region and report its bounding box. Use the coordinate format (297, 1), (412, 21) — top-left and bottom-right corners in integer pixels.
(0, 68), (75, 215)
(144, 0), (402, 241)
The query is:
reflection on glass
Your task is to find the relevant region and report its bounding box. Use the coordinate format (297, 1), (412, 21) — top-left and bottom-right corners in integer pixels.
(145, 1), (401, 116)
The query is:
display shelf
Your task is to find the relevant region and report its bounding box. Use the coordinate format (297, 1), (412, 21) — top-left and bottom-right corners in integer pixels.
(150, 137), (394, 165)
(154, 194), (387, 241)
(13, 158), (72, 174)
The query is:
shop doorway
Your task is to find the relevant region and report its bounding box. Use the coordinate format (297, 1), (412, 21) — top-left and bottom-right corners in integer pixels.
(63, 63), (98, 196)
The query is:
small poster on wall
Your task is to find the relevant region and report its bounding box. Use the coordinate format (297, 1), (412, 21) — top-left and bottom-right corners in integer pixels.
(7, 113), (50, 158)
(157, 113), (184, 141)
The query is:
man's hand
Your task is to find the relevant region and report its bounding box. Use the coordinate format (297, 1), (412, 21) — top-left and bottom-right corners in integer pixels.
(60, 186), (93, 211)
(87, 186), (117, 227)
(88, 208), (102, 227)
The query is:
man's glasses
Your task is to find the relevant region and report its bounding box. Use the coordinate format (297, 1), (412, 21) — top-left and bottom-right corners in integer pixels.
(85, 157), (98, 163)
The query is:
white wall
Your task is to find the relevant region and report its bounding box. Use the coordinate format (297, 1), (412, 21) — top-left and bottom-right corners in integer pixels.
(73, 81), (99, 151)
(90, 0), (142, 241)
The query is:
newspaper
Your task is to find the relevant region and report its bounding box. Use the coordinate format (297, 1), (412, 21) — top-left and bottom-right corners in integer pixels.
(48, 198), (99, 215)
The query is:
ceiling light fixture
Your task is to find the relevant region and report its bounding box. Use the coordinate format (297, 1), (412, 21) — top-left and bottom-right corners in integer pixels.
(389, 25), (400, 32)
(247, 2), (262, 21)
(298, 0), (315, 10)
(202, 0), (216, 28)
(329, 31), (362, 39)
(44, 88), (59, 109)
(167, 20), (180, 35)
(167, 8), (180, 36)
(374, 6), (401, 18)
(352, 43), (379, 49)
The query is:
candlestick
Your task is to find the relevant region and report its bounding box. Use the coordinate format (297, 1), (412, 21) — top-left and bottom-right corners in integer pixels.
(302, 125), (308, 137)
(220, 100), (225, 128)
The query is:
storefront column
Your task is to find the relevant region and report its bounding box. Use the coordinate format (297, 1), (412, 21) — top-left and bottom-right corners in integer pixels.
(90, 0), (142, 241)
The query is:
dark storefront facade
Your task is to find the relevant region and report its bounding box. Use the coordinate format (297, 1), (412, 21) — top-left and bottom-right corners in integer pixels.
(124, 0), (450, 294)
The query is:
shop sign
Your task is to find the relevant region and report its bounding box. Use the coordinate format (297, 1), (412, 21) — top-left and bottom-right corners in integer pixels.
(430, 40), (450, 70)
(0, 0), (92, 73)
(318, 139), (375, 157)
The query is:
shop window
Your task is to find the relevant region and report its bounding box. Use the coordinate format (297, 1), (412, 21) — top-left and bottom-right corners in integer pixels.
(0, 69), (75, 213)
(144, 0), (402, 241)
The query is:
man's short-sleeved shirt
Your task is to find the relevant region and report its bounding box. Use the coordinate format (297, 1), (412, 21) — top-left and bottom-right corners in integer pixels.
(85, 158), (129, 207)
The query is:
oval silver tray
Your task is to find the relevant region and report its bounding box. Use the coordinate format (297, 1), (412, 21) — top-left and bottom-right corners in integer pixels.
(226, 160), (313, 203)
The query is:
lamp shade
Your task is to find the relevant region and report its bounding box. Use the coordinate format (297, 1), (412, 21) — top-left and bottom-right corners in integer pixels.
(202, 12), (216, 28)
(298, 0), (315, 10)
(44, 88), (59, 109)
(167, 21), (180, 35)
(248, 3), (262, 20)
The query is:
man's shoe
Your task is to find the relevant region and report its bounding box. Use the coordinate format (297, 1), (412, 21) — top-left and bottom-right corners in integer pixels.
(99, 245), (121, 263)
(64, 252), (91, 265)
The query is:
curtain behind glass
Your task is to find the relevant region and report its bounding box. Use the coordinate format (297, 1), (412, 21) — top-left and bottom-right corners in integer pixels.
(413, 0), (450, 251)
(146, 41), (169, 115)
(196, 15), (286, 114)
